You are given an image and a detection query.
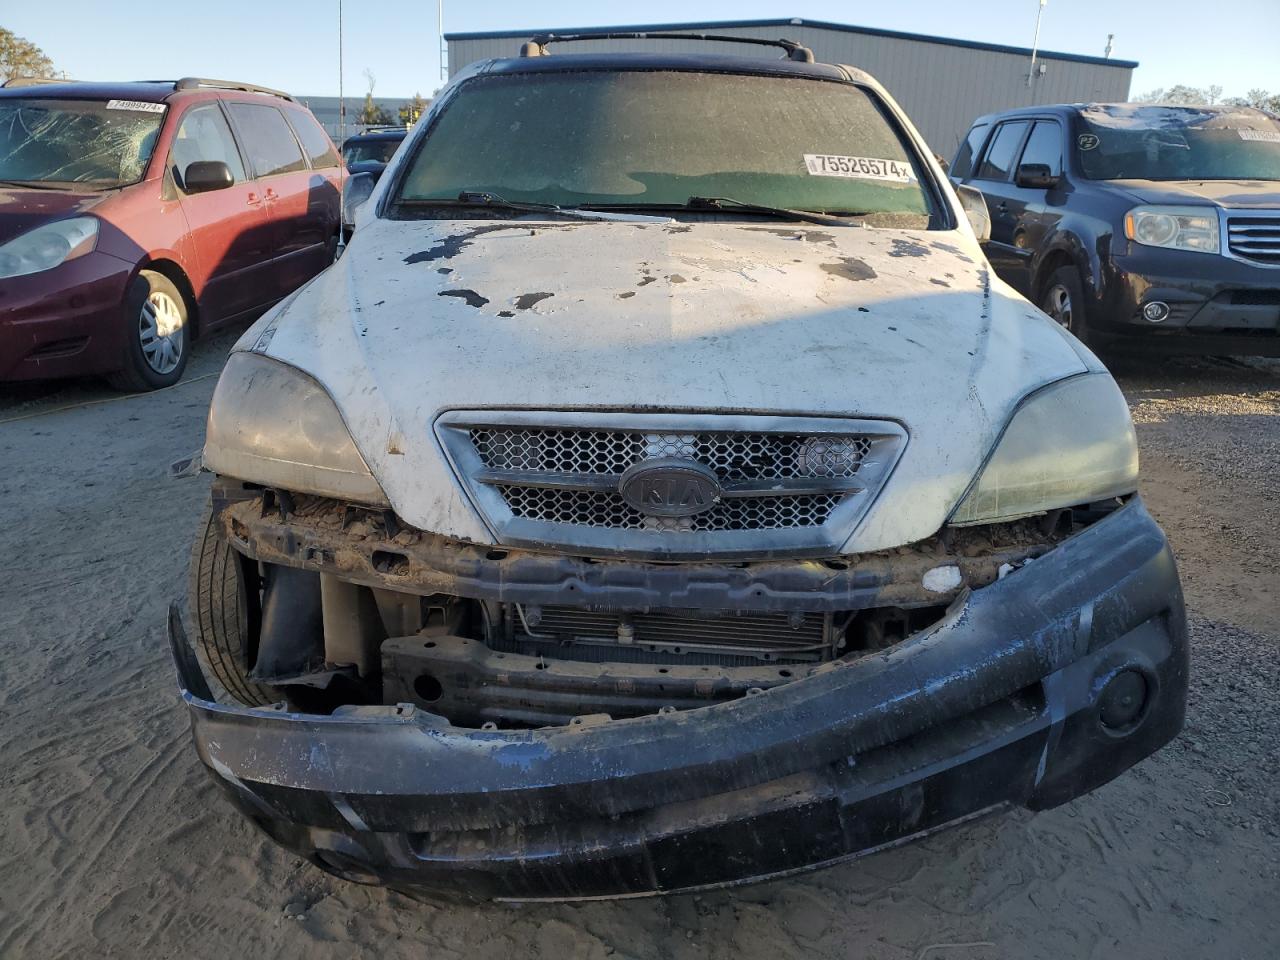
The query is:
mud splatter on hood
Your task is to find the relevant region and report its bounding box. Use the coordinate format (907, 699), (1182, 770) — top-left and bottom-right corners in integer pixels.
(244, 217), (1090, 551)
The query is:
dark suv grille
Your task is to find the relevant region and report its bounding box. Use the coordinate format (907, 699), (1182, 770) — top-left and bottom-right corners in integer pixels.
(435, 412), (907, 557)
(1227, 216), (1280, 265)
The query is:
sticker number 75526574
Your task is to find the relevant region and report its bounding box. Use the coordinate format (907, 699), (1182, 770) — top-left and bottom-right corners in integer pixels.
(804, 154), (916, 183)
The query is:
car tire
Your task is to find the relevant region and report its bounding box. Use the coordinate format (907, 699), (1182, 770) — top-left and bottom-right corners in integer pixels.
(1039, 266), (1091, 342)
(188, 499), (277, 707)
(108, 270), (190, 392)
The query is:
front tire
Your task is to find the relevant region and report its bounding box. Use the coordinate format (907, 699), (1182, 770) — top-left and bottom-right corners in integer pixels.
(1039, 266), (1091, 342)
(188, 500), (276, 707)
(108, 270), (190, 391)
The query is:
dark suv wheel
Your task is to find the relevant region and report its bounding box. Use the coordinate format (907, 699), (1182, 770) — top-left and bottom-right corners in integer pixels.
(1039, 266), (1090, 342)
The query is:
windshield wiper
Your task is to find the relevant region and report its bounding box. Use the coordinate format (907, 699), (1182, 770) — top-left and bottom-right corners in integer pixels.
(683, 196), (858, 227)
(421, 191), (659, 222)
(0, 179), (71, 191)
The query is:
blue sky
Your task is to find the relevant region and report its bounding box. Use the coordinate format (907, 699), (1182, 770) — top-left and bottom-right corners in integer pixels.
(7, 1), (1278, 100)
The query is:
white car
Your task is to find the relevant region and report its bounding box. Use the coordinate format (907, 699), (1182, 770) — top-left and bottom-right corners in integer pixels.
(171, 36), (1188, 901)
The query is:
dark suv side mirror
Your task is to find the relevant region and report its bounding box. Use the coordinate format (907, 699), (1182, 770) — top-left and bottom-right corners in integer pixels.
(1015, 162), (1060, 189)
(183, 160), (234, 194)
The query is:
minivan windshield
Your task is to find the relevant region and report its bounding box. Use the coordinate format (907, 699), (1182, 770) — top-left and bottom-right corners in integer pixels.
(1076, 104), (1280, 181)
(396, 70), (935, 224)
(0, 97), (164, 188)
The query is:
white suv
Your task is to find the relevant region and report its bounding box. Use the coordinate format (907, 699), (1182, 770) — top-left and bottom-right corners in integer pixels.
(171, 37), (1188, 902)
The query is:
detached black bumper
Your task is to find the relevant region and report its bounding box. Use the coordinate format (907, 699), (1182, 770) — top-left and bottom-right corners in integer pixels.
(169, 499), (1187, 901)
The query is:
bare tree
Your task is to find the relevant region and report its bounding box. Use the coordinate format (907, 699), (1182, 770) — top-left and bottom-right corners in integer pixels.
(0, 27), (55, 83)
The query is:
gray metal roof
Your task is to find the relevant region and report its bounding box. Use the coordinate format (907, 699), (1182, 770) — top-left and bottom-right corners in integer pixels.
(444, 17), (1139, 70)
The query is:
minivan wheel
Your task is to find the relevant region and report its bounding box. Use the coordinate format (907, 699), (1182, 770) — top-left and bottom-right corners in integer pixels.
(108, 270), (190, 391)
(189, 500), (277, 707)
(1040, 266), (1090, 340)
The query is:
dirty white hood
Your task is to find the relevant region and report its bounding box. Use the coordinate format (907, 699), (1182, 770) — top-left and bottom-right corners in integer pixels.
(244, 216), (1090, 552)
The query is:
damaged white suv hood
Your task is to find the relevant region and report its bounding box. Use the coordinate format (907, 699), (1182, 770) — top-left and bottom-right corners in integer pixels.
(236, 216), (1091, 552)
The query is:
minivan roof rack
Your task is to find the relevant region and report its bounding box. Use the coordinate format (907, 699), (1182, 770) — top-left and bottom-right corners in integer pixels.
(519, 32), (816, 63)
(1, 77), (74, 88)
(174, 77), (294, 101)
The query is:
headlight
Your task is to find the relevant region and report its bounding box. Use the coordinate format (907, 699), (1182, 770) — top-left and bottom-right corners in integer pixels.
(949, 374), (1138, 525)
(203, 352), (389, 506)
(0, 216), (99, 279)
(1124, 205), (1218, 254)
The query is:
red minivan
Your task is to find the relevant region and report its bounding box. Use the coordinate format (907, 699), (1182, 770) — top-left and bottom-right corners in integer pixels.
(0, 77), (342, 390)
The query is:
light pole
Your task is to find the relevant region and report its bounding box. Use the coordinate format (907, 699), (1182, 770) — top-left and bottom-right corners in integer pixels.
(1027, 0), (1048, 88)
(439, 0), (447, 85)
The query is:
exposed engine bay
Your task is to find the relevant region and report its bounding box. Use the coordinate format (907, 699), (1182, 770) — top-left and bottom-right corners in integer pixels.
(202, 481), (1104, 728)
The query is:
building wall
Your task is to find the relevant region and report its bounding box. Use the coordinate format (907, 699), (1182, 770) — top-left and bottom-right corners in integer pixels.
(446, 23), (1134, 155)
(295, 96), (412, 142)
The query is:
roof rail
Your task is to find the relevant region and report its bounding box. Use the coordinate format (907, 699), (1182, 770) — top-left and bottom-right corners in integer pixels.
(1, 77), (74, 88)
(519, 32), (816, 63)
(174, 77), (293, 101)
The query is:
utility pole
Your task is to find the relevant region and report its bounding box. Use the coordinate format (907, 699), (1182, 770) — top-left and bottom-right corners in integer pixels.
(1027, 0), (1048, 88)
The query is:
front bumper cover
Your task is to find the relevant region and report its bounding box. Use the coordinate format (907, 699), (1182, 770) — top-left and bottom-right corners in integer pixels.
(169, 498), (1187, 901)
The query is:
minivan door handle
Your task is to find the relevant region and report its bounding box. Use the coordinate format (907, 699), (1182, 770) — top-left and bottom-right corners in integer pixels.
(263, 188), (279, 204)
(246, 191), (262, 207)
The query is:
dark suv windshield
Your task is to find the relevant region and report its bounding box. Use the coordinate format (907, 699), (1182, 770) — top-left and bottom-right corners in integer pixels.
(395, 70), (934, 223)
(344, 139), (400, 164)
(1076, 105), (1280, 181)
(0, 97), (165, 187)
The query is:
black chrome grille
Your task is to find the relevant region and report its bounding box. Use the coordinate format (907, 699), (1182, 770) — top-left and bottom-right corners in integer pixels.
(1227, 216), (1280, 265)
(471, 428), (872, 480)
(436, 412), (907, 557)
(516, 604), (832, 662)
(472, 427), (870, 532)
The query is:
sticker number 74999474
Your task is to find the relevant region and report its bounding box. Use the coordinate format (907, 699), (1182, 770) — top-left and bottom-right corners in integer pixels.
(804, 154), (916, 183)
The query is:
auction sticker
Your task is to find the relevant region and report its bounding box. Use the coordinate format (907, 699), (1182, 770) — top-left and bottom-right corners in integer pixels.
(1077, 134), (1100, 150)
(804, 154), (916, 182)
(106, 99), (166, 113)
(1239, 129), (1280, 142)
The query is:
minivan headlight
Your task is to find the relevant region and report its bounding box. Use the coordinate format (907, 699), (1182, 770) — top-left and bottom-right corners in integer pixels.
(203, 352), (389, 506)
(950, 374), (1138, 526)
(0, 216), (99, 279)
(1124, 205), (1218, 254)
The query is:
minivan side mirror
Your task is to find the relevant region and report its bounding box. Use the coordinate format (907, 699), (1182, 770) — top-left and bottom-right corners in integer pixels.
(342, 172), (376, 231)
(955, 184), (991, 243)
(183, 160), (234, 194)
(1015, 162), (1061, 189)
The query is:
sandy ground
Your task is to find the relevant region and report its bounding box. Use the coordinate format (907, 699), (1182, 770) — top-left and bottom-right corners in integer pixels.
(0, 336), (1276, 960)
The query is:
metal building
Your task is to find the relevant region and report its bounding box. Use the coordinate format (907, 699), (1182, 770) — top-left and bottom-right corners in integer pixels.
(444, 17), (1137, 155)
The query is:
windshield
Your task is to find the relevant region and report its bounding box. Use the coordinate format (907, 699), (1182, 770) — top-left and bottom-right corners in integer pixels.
(344, 139), (400, 164)
(0, 98), (165, 187)
(1076, 105), (1280, 181)
(395, 70), (934, 223)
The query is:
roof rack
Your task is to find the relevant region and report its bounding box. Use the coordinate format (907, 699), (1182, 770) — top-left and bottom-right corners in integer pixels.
(174, 77), (293, 101)
(519, 32), (816, 63)
(1, 77), (74, 88)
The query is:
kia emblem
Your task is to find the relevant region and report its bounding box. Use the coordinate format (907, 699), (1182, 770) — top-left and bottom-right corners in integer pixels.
(618, 458), (721, 518)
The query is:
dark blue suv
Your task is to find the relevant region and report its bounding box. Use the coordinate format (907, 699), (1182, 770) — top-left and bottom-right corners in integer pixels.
(951, 103), (1280, 355)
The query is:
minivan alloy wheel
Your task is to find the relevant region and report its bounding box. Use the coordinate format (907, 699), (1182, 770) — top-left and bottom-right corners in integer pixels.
(140, 289), (186, 375)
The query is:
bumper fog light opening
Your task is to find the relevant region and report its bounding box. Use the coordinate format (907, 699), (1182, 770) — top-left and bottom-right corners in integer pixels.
(1098, 668), (1151, 733)
(1141, 301), (1171, 323)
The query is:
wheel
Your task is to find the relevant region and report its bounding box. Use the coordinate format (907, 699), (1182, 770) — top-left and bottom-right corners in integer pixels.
(188, 499), (276, 707)
(108, 270), (190, 391)
(1039, 265), (1091, 341)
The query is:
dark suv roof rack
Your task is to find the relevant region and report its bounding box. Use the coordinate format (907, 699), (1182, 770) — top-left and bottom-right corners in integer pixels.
(1, 77), (74, 88)
(519, 32), (816, 63)
(174, 77), (293, 101)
